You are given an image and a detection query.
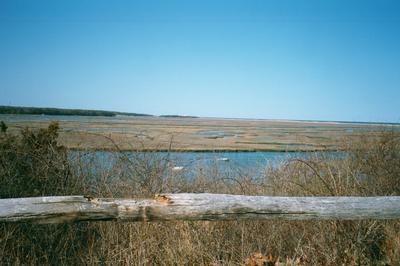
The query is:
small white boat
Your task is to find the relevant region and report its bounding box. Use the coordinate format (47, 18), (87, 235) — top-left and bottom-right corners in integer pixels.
(217, 157), (229, 161)
(172, 166), (184, 171)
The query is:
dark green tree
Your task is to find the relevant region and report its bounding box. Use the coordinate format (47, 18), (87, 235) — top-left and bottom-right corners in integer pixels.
(0, 121), (7, 133)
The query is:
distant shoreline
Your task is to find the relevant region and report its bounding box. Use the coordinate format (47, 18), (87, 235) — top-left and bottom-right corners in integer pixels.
(1, 105), (399, 125)
(0, 105), (152, 117)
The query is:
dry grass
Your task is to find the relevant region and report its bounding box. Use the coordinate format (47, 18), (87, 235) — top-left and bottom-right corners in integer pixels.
(2, 115), (398, 151)
(0, 122), (399, 265)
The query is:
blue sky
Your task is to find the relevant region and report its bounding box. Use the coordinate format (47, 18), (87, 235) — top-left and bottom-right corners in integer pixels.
(1, 0), (399, 122)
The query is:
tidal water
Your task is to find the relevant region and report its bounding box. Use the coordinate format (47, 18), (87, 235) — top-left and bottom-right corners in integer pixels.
(70, 150), (343, 178)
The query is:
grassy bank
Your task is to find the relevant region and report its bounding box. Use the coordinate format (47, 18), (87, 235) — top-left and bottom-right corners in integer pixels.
(3, 113), (397, 152)
(67, 146), (341, 153)
(0, 122), (399, 265)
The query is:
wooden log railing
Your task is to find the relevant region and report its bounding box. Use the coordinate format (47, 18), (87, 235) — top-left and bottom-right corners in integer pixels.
(1, 193), (399, 224)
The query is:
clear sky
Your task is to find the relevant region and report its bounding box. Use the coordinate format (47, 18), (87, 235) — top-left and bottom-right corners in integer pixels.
(1, 0), (399, 122)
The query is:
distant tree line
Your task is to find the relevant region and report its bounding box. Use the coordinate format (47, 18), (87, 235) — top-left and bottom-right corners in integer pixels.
(159, 115), (199, 118)
(0, 106), (152, 117)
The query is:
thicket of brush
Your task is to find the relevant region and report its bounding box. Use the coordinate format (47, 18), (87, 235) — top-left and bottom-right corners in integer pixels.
(0, 122), (399, 265)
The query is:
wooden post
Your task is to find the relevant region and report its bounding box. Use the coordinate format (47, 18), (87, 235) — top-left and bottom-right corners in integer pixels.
(0, 194), (399, 224)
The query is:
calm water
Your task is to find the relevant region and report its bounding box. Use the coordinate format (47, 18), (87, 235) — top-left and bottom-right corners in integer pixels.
(2, 114), (349, 176)
(70, 151), (343, 178)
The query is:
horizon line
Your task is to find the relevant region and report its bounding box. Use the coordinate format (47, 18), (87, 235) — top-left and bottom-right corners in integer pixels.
(1, 104), (400, 126)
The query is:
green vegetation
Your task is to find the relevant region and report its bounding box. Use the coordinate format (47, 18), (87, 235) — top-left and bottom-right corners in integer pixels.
(0, 105), (152, 117)
(0, 121), (7, 133)
(0, 122), (399, 265)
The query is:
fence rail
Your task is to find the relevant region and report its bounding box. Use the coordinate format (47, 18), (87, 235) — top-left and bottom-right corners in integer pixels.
(1, 193), (399, 224)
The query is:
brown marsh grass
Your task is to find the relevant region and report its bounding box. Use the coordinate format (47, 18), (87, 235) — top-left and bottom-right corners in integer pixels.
(0, 122), (399, 265)
(3, 115), (397, 152)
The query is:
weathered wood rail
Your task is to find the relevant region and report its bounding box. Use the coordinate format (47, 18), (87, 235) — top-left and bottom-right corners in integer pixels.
(1, 193), (399, 224)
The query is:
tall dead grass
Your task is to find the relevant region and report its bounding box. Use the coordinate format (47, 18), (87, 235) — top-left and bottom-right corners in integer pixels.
(0, 122), (399, 265)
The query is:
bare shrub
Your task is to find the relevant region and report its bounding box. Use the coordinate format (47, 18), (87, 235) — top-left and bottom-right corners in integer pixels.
(0, 125), (399, 265)
(0, 122), (83, 198)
